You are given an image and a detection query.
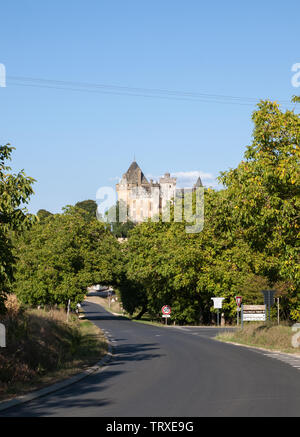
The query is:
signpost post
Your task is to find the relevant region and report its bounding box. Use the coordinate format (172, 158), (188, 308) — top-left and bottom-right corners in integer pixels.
(235, 296), (242, 326)
(211, 297), (225, 326)
(67, 299), (71, 323)
(162, 305), (171, 325)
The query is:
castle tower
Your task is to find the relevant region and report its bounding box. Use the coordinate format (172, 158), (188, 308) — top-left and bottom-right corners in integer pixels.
(116, 161), (154, 222)
(159, 172), (177, 213)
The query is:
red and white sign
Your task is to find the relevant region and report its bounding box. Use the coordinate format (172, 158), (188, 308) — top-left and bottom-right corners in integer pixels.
(162, 305), (171, 315)
(236, 296), (242, 307)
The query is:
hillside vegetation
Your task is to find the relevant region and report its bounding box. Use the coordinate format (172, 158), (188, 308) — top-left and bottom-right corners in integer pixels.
(0, 296), (107, 401)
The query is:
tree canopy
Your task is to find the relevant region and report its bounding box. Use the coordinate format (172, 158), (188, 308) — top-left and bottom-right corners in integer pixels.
(75, 200), (97, 221)
(0, 144), (36, 313)
(14, 206), (122, 309)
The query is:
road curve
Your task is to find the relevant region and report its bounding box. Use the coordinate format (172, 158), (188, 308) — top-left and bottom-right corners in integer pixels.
(2, 301), (300, 417)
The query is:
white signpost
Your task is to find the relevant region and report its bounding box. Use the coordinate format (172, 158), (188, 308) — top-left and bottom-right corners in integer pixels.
(236, 296), (242, 326)
(211, 297), (225, 326)
(0, 323), (6, 348)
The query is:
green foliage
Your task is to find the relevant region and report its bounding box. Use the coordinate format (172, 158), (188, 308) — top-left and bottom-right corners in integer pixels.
(220, 100), (300, 319)
(37, 209), (53, 222)
(0, 144), (36, 313)
(111, 220), (136, 239)
(75, 200), (97, 221)
(14, 206), (122, 308)
(107, 200), (136, 238)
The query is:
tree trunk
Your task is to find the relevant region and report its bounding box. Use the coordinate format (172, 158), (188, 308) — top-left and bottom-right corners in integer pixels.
(135, 306), (147, 320)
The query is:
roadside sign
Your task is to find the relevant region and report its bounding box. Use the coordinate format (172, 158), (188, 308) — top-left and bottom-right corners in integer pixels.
(211, 297), (225, 326)
(235, 296), (242, 326)
(162, 305), (171, 315)
(235, 296), (242, 307)
(211, 297), (225, 309)
(261, 290), (275, 321)
(261, 290), (275, 307)
(162, 305), (171, 325)
(242, 305), (266, 322)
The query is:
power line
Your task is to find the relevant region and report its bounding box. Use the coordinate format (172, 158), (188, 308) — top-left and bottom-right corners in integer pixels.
(9, 82), (259, 106)
(7, 75), (293, 107)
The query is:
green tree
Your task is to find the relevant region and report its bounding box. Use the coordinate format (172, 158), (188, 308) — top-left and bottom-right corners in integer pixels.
(14, 206), (122, 309)
(37, 209), (53, 222)
(0, 144), (36, 313)
(111, 201), (136, 238)
(75, 200), (98, 221)
(220, 100), (300, 319)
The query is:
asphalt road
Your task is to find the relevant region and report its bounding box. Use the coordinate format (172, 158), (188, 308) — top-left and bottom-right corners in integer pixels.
(2, 301), (300, 417)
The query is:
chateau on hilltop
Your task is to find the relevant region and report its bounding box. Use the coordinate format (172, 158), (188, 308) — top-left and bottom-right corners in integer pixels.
(116, 161), (202, 223)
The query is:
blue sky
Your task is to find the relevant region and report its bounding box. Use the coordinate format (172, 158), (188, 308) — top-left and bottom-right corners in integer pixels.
(0, 0), (299, 213)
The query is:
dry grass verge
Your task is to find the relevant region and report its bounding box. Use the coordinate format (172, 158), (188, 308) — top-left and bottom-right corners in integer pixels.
(0, 296), (107, 401)
(217, 322), (300, 354)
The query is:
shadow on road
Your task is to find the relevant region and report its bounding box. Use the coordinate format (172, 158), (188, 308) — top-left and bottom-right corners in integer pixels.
(86, 313), (128, 321)
(1, 300), (166, 416)
(2, 340), (163, 416)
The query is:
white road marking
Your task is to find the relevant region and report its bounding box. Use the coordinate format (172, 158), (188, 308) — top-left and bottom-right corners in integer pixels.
(263, 352), (300, 371)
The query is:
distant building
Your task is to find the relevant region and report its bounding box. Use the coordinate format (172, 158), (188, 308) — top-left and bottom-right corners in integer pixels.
(116, 161), (202, 223)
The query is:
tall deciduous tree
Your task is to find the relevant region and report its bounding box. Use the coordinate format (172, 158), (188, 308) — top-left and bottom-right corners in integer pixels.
(75, 200), (97, 221)
(220, 100), (300, 319)
(0, 144), (36, 312)
(14, 206), (122, 308)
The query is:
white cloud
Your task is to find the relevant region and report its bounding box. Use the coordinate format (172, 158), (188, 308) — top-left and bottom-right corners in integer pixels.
(114, 170), (221, 189)
(172, 170), (214, 180)
(171, 170), (219, 188)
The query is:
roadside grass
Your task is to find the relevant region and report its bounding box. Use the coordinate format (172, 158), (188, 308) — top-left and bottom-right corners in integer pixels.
(217, 322), (300, 354)
(132, 318), (167, 327)
(0, 295), (108, 402)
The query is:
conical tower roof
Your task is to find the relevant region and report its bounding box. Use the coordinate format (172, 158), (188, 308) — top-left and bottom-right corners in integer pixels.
(125, 161), (149, 185)
(194, 176), (203, 188)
